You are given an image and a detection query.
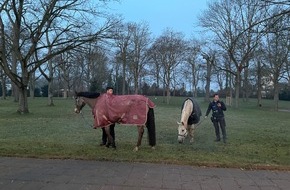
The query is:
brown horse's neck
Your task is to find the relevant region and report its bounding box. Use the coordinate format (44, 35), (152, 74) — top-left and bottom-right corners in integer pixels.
(82, 97), (97, 109)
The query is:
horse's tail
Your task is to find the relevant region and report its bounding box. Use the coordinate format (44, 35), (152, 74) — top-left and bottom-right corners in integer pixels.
(146, 108), (156, 147)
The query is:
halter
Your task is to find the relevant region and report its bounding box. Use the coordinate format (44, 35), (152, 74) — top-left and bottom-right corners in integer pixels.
(178, 130), (188, 137)
(178, 122), (188, 138)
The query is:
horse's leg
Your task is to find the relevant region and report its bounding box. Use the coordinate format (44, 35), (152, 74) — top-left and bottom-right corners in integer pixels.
(104, 126), (116, 149)
(133, 125), (144, 152)
(189, 125), (194, 143)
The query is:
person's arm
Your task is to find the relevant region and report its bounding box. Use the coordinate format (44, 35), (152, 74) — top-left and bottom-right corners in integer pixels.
(205, 103), (212, 117)
(220, 101), (226, 111)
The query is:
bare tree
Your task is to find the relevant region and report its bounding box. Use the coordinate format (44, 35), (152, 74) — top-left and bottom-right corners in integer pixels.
(201, 51), (215, 102)
(113, 22), (132, 95)
(261, 13), (290, 110)
(150, 29), (186, 104)
(259, 1), (290, 32)
(199, 0), (264, 108)
(127, 22), (151, 94)
(0, 0), (118, 113)
(84, 45), (110, 92)
(213, 65), (226, 92)
(147, 42), (162, 96)
(38, 29), (57, 106)
(185, 39), (202, 98)
(252, 44), (273, 107)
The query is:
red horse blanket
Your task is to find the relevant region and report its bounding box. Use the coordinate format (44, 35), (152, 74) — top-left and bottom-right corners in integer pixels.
(93, 94), (155, 128)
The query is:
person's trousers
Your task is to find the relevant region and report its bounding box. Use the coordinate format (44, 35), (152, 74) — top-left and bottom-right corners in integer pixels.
(102, 124), (115, 143)
(212, 118), (226, 141)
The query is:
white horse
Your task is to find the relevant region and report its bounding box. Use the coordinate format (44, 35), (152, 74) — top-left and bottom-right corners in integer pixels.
(177, 98), (201, 143)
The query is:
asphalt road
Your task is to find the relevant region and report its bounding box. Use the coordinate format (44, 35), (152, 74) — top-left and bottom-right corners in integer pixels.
(1, 157), (290, 190)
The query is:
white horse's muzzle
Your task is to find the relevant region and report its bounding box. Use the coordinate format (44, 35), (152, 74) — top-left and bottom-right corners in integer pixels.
(178, 132), (187, 143)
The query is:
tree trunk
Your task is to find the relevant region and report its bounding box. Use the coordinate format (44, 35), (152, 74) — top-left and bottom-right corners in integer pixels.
(155, 65), (160, 96)
(257, 61), (262, 107)
(243, 67), (249, 102)
(134, 77), (138, 94)
(0, 71), (6, 99)
(17, 87), (29, 113)
(61, 56), (69, 99)
(191, 64), (197, 98)
(29, 72), (35, 99)
(204, 63), (211, 102)
(11, 34), (19, 102)
(63, 73), (69, 99)
(16, 68), (30, 113)
(47, 79), (54, 106)
(47, 48), (54, 105)
(273, 80), (279, 111)
(121, 52), (126, 95)
(235, 71), (241, 108)
(166, 87), (170, 104)
(47, 60), (54, 106)
(0, 69), (6, 99)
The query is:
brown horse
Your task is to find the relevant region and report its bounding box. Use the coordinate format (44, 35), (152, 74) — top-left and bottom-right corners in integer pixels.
(74, 92), (156, 151)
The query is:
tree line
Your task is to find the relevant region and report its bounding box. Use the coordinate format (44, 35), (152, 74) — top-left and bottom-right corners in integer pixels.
(0, 0), (289, 113)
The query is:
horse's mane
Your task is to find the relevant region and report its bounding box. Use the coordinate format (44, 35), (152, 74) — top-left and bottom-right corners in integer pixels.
(76, 92), (100, 98)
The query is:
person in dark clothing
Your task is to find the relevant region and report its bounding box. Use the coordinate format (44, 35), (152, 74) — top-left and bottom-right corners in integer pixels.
(100, 86), (116, 147)
(205, 93), (227, 143)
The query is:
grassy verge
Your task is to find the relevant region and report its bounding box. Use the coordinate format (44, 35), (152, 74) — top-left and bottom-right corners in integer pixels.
(0, 96), (290, 170)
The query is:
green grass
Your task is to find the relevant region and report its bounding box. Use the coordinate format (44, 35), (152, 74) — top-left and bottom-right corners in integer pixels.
(1, 96), (290, 170)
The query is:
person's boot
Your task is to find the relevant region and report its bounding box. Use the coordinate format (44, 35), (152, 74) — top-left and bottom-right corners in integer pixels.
(111, 142), (116, 149)
(214, 137), (220, 142)
(99, 142), (106, 146)
(105, 142), (111, 148)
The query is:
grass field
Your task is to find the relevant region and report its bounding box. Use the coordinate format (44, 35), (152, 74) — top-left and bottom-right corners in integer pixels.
(0, 96), (290, 170)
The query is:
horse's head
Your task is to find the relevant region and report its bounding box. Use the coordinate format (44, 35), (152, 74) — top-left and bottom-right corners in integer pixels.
(177, 121), (188, 143)
(73, 91), (101, 113)
(74, 93), (86, 114)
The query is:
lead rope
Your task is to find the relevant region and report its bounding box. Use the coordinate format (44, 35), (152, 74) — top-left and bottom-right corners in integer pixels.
(80, 111), (94, 128)
(188, 112), (205, 129)
(194, 117), (206, 129)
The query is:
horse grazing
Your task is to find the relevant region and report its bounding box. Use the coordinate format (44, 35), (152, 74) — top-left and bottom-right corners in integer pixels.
(177, 98), (202, 143)
(74, 92), (156, 151)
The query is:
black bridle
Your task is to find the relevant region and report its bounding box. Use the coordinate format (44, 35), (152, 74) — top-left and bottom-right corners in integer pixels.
(178, 130), (188, 138)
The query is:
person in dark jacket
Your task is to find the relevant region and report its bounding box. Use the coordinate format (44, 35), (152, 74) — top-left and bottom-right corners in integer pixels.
(100, 86), (115, 147)
(205, 93), (227, 143)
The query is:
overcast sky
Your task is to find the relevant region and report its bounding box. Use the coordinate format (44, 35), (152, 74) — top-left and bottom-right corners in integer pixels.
(108, 0), (209, 39)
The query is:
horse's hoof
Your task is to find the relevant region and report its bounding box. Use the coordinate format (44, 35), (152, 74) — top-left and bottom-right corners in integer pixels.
(133, 147), (139, 152)
(151, 146), (156, 150)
